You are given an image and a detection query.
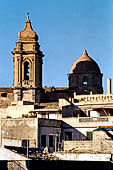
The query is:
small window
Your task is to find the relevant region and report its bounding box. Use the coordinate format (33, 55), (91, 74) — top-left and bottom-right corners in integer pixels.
(49, 135), (53, 147)
(87, 132), (93, 141)
(41, 135), (46, 147)
(65, 132), (72, 141)
(1, 93), (7, 97)
(83, 77), (88, 85)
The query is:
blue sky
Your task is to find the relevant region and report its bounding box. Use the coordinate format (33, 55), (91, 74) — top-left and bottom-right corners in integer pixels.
(0, 0), (113, 93)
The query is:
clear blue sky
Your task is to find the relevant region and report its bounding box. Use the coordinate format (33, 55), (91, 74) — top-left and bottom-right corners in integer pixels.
(0, 0), (113, 93)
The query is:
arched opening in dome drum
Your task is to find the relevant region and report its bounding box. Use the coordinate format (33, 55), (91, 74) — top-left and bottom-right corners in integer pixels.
(1, 93), (7, 97)
(82, 76), (88, 85)
(24, 61), (30, 80)
(82, 89), (88, 94)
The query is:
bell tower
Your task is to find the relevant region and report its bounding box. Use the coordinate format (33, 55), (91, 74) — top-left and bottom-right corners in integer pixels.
(12, 14), (44, 103)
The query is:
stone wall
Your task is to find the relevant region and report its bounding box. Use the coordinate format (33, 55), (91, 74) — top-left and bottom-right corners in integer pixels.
(64, 136), (113, 154)
(0, 88), (13, 108)
(43, 87), (69, 102)
(93, 130), (113, 153)
(64, 141), (93, 152)
(1, 118), (37, 148)
(68, 72), (103, 95)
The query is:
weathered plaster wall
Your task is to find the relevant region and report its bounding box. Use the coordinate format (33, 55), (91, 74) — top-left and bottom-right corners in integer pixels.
(1, 118), (37, 148)
(0, 88), (13, 108)
(93, 130), (113, 153)
(64, 141), (93, 152)
(7, 104), (35, 118)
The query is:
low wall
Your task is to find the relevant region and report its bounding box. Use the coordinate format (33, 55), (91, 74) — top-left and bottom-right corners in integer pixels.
(64, 134), (113, 154)
(55, 153), (111, 161)
(64, 141), (93, 152)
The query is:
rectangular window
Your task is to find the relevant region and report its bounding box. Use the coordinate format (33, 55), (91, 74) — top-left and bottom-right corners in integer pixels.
(41, 135), (46, 147)
(22, 140), (29, 148)
(65, 132), (72, 141)
(49, 135), (53, 147)
(57, 136), (59, 143)
(87, 132), (93, 141)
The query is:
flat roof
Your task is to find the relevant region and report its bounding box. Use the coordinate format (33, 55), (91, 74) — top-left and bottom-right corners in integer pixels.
(29, 109), (60, 113)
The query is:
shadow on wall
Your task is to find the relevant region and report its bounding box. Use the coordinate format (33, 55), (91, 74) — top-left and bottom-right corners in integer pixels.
(102, 128), (113, 140)
(62, 102), (87, 118)
(61, 121), (87, 141)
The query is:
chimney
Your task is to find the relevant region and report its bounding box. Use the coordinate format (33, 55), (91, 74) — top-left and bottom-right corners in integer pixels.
(107, 78), (111, 94)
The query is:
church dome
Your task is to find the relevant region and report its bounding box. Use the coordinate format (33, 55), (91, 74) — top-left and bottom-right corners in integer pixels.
(70, 50), (101, 74)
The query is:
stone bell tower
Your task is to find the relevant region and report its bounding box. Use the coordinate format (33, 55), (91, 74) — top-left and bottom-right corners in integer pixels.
(12, 14), (44, 103)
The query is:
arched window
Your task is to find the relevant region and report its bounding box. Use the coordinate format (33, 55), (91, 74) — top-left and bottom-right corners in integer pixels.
(1, 93), (7, 97)
(83, 76), (88, 85)
(24, 61), (30, 80)
(82, 89), (88, 94)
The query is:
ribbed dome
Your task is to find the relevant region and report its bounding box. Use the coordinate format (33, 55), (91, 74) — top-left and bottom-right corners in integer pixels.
(70, 50), (101, 74)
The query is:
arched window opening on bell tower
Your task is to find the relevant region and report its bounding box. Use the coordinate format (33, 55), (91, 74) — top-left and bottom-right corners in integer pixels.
(24, 61), (30, 80)
(83, 76), (88, 85)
